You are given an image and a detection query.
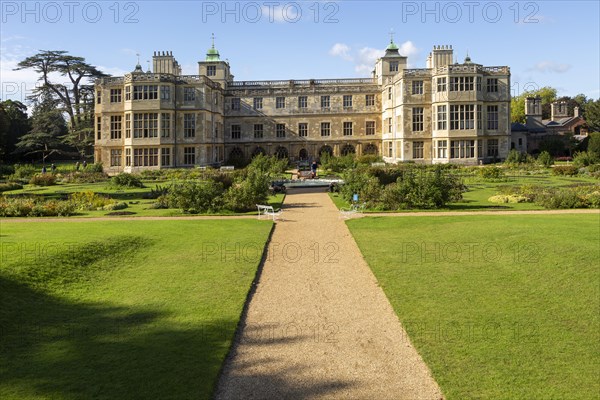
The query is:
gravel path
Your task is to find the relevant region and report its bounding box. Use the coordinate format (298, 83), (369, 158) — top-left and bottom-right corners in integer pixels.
(215, 189), (443, 399)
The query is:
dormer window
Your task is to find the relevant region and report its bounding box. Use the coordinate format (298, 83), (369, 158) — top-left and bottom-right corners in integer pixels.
(207, 65), (216, 76)
(389, 61), (399, 72)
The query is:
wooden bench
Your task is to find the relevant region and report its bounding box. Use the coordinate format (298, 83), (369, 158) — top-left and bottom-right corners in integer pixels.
(256, 204), (283, 221)
(339, 202), (366, 219)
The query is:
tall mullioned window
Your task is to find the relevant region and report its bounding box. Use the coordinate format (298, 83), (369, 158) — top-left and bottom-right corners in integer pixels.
(320, 122), (331, 136)
(125, 86), (131, 100)
(366, 121), (375, 135)
(437, 77), (447, 92)
(276, 97), (285, 109)
(96, 117), (102, 139)
(437, 105), (447, 130)
(253, 97), (263, 110)
(450, 104), (475, 130)
(436, 140), (448, 158)
(343, 95), (352, 108)
(412, 81), (424, 95)
(365, 94), (375, 106)
(134, 148), (159, 166)
(298, 123), (308, 137)
(487, 105), (499, 130)
(387, 117), (392, 133)
(343, 121), (353, 136)
(161, 148), (171, 166)
(487, 139), (499, 157)
(110, 115), (122, 139)
(412, 107), (424, 131)
(183, 114), (196, 137)
(389, 61), (399, 72)
(449, 76), (474, 91)
(183, 147), (195, 165)
(276, 123), (286, 138)
(450, 140), (475, 159)
(206, 65), (216, 76)
(125, 114), (131, 138)
(231, 125), (241, 139)
(254, 124), (263, 138)
(486, 78), (499, 93)
(161, 113), (171, 137)
(413, 141), (424, 159)
(160, 86), (170, 100)
(321, 96), (330, 109)
(298, 96), (307, 108)
(133, 113), (159, 138)
(110, 149), (122, 166)
(110, 89), (122, 103)
(231, 97), (240, 110)
(184, 87), (195, 102)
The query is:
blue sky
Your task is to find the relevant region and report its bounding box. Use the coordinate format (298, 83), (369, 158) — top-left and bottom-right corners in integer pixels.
(1, 0), (599, 104)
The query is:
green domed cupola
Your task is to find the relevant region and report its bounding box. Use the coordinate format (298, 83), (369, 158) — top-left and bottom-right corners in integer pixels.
(206, 33), (221, 61)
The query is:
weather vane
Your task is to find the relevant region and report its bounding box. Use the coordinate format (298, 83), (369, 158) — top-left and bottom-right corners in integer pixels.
(389, 28), (395, 43)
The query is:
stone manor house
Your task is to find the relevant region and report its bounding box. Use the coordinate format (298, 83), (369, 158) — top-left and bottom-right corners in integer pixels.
(94, 39), (511, 173)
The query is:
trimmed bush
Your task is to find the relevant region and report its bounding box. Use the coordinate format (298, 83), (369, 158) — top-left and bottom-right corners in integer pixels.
(552, 165), (578, 176)
(29, 174), (57, 186)
(166, 180), (225, 213)
(111, 173), (145, 188)
(537, 151), (554, 167)
(69, 191), (114, 211)
(479, 166), (504, 180)
(0, 182), (23, 193)
(0, 196), (75, 217)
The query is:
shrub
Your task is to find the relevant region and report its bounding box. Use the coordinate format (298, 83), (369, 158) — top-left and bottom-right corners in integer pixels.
(479, 166), (504, 180)
(572, 151), (599, 168)
(166, 180), (225, 213)
(356, 155), (383, 165)
(103, 202), (128, 211)
(505, 149), (533, 165)
(69, 191), (114, 211)
(321, 154), (356, 173)
(86, 162), (104, 173)
(0, 164), (15, 178)
(552, 165), (578, 176)
(537, 151), (554, 167)
(61, 171), (109, 183)
(144, 184), (170, 199)
(488, 195), (530, 204)
(111, 173), (145, 188)
(10, 164), (37, 181)
(535, 189), (585, 209)
(223, 168), (270, 212)
(0, 196), (75, 217)
(0, 182), (23, 193)
(29, 173), (57, 186)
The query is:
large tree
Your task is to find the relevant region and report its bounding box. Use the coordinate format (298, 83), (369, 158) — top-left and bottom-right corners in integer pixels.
(584, 99), (600, 132)
(15, 95), (67, 165)
(15, 50), (107, 158)
(0, 100), (30, 163)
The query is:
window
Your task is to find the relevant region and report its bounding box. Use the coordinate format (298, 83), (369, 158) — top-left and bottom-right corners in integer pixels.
(298, 96), (307, 108)
(125, 86), (131, 101)
(161, 113), (171, 137)
(476, 76), (482, 91)
(276, 123), (286, 138)
(450, 104), (475, 130)
(487, 139), (499, 157)
(388, 87), (392, 100)
(450, 140), (475, 159)
(160, 86), (170, 100)
(477, 105), (482, 129)
(133, 85), (158, 100)
(412, 81), (424, 95)
(125, 114), (131, 138)
(413, 141), (424, 159)
(366, 121), (376, 135)
(387, 117), (393, 133)
(183, 114), (196, 137)
(254, 124), (263, 138)
(184, 87), (195, 102)
(133, 113), (159, 138)
(133, 148), (159, 166)
(125, 148), (131, 166)
(386, 141), (393, 157)
(206, 65), (216, 76)
(161, 148), (171, 166)
(436, 140), (448, 158)
(365, 94), (375, 106)
(110, 149), (122, 166)
(183, 147), (195, 165)
(110, 89), (122, 103)
(449, 76), (474, 92)
(320, 96), (330, 109)
(412, 108), (424, 131)
(320, 122), (331, 136)
(253, 97), (263, 110)
(437, 105), (447, 130)
(343, 95), (353, 108)
(110, 115), (122, 139)
(96, 90), (101, 104)
(276, 97), (285, 109)
(437, 77), (447, 92)
(486, 78), (498, 93)
(298, 123), (308, 137)
(231, 97), (240, 110)
(96, 116), (101, 140)
(487, 105), (498, 130)
(231, 124), (241, 139)
(389, 61), (399, 72)
(343, 121), (353, 136)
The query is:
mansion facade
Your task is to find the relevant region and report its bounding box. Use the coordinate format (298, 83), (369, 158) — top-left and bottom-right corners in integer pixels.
(94, 40), (511, 172)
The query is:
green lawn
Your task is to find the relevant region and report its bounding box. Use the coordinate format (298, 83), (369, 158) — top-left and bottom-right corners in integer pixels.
(0, 219), (273, 399)
(347, 214), (600, 399)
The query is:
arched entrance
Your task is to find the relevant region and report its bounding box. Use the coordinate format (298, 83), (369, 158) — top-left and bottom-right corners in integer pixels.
(341, 144), (356, 156)
(251, 146), (266, 158)
(363, 143), (378, 155)
(319, 145), (333, 157)
(274, 146), (289, 159)
(299, 148), (308, 160)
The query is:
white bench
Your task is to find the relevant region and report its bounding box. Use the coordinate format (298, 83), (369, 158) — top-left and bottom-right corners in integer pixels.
(220, 165), (235, 171)
(256, 204), (283, 221)
(340, 202), (366, 219)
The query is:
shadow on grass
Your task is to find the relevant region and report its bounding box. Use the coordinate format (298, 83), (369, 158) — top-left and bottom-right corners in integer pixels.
(0, 274), (240, 399)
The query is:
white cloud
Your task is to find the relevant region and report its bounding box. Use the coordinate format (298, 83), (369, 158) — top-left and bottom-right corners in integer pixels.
(329, 43), (352, 61)
(531, 61), (571, 74)
(261, 4), (299, 22)
(355, 47), (384, 74)
(399, 41), (418, 58)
